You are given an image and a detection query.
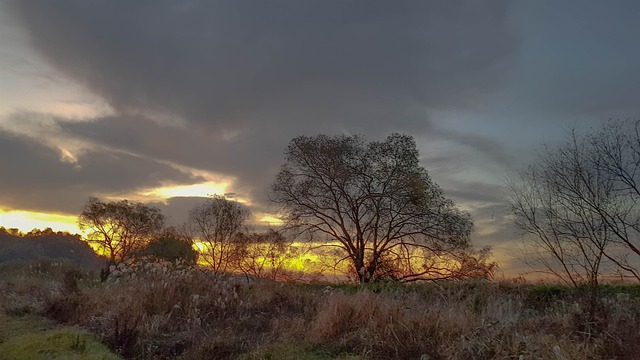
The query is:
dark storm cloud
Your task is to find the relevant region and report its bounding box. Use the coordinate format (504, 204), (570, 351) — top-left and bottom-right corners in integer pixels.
(5, 0), (517, 132)
(487, 0), (640, 123)
(0, 129), (202, 213)
(2, 0), (519, 206)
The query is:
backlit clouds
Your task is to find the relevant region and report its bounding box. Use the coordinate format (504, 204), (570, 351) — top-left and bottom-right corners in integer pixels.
(2, 1), (640, 275)
(0, 128), (203, 213)
(1, 0), (520, 210)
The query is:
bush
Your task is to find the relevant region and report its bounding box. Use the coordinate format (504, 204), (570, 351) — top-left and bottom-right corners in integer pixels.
(138, 236), (198, 264)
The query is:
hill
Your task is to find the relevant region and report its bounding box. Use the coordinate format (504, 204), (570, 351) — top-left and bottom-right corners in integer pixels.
(0, 227), (102, 268)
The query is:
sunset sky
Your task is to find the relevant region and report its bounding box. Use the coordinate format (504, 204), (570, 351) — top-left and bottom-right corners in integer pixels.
(1, 1), (640, 276)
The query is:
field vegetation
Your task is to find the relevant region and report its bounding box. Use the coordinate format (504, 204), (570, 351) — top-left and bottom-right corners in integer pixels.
(1, 259), (640, 359)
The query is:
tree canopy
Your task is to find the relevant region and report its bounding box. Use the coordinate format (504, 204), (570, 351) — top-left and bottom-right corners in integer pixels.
(139, 234), (198, 265)
(271, 133), (475, 283)
(78, 197), (165, 264)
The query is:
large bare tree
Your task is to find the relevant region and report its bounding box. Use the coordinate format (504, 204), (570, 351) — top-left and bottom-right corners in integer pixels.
(187, 195), (250, 273)
(510, 120), (640, 285)
(78, 197), (165, 264)
(271, 134), (475, 283)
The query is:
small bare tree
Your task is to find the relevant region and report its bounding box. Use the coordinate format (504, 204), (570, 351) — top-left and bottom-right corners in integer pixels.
(187, 195), (250, 273)
(78, 197), (165, 264)
(509, 152), (611, 286)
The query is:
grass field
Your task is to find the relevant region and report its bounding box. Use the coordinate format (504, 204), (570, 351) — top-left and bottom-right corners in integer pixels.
(2, 260), (640, 359)
(0, 262), (121, 360)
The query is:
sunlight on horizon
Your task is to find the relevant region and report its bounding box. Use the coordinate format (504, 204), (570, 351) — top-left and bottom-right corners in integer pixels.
(142, 181), (229, 199)
(257, 214), (283, 226)
(0, 208), (81, 234)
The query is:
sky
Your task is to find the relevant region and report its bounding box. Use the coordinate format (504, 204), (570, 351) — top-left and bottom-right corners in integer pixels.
(1, 0), (640, 276)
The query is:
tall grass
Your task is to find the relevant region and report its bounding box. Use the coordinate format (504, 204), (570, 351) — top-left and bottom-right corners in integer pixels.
(3, 259), (640, 359)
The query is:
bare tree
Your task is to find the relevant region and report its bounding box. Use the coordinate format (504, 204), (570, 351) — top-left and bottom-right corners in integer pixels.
(587, 120), (640, 279)
(78, 197), (165, 264)
(510, 120), (640, 286)
(271, 134), (475, 283)
(509, 148), (611, 286)
(187, 195), (250, 273)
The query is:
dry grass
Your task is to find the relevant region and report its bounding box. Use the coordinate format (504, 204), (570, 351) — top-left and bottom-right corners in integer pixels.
(3, 260), (640, 359)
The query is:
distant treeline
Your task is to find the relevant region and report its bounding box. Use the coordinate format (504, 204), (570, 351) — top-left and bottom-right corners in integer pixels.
(0, 227), (103, 268)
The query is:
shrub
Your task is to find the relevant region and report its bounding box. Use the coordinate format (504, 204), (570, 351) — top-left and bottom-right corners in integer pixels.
(138, 236), (198, 264)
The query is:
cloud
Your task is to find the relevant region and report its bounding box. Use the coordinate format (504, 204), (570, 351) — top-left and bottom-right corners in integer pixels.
(5, 1), (517, 131)
(484, 0), (640, 124)
(2, 0), (519, 203)
(0, 128), (202, 214)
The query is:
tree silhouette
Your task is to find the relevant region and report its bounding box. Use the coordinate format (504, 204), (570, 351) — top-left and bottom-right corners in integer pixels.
(78, 197), (164, 264)
(187, 195), (250, 273)
(271, 134), (474, 283)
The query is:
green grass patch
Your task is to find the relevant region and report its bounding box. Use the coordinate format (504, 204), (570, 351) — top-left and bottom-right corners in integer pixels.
(0, 311), (120, 360)
(237, 343), (362, 360)
(0, 327), (121, 360)
(0, 313), (57, 343)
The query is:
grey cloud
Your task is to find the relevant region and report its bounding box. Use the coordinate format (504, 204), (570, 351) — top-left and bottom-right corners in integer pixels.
(0, 129), (202, 213)
(431, 127), (514, 166)
(447, 186), (505, 206)
(148, 197), (205, 226)
(5, 0), (518, 133)
(2, 0), (520, 209)
(58, 113), (515, 209)
(486, 0), (640, 122)
(58, 115), (280, 200)
(149, 196), (278, 233)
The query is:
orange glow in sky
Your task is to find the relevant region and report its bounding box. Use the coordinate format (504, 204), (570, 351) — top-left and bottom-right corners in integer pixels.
(0, 208), (81, 234)
(257, 214), (283, 226)
(142, 181), (229, 199)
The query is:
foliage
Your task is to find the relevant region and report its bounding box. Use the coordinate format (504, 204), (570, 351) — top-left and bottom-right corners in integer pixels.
(138, 232), (198, 265)
(8, 265), (640, 359)
(0, 227), (102, 268)
(187, 195), (250, 273)
(272, 133), (475, 283)
(78, 198), (164, 264)
(0, 328), (122, 360)
(0, 263), (121, 359)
